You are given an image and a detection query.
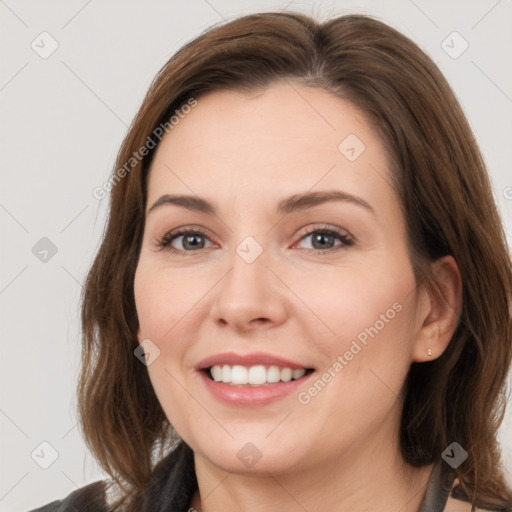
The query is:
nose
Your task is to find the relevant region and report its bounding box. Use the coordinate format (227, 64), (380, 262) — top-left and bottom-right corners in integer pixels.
(209, 248), (288, 333)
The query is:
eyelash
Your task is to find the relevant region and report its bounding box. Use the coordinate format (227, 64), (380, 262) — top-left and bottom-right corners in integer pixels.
(156, 224), (354, 256)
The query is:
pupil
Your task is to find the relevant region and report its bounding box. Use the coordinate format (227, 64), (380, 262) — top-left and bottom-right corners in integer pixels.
(313, 233), (333, 249)
(184, 234), (203, 250)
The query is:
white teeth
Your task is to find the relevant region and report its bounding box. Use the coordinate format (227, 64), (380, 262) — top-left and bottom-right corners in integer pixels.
(292, 368), (306, 380)
(209, 364), (309, 385)
(231, 365), (248, 385)
(248, 365), (267, 385)
(267, 365), (281, 383)
(221, 364), (231, 383)
(280, 368), (292, 382)
(211, 365), (222, 382)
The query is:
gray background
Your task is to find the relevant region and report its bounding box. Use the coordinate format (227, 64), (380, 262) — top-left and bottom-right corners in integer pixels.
(1, 0), (511, 510)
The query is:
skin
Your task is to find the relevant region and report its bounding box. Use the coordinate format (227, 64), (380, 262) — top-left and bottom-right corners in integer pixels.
(134, 81), (462, 512)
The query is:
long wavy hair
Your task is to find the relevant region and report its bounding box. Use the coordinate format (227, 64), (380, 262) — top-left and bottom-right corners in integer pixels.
(77, 11), (512, 511)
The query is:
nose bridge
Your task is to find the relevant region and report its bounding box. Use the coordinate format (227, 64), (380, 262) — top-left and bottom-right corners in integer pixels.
(210, 235), (287, 329)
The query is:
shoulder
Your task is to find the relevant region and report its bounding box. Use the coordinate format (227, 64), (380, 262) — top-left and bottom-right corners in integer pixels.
(444, 481), (512, 512)
(420, 461), (511, 512)
(27, 480), (109, 512)
(445, 494), (510, 512)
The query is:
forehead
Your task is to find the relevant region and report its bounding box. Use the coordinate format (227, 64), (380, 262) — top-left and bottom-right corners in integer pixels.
(146, 82), (396, 217)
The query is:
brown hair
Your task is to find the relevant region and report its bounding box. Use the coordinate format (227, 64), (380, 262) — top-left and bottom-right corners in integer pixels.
(78, 11), (512, 510)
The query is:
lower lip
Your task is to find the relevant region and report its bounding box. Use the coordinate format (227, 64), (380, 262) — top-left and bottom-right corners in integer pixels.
(199, 370), (314, 406)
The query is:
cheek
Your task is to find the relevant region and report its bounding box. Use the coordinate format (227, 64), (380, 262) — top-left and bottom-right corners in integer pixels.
(293, 275), (418, 443)
(293, 258), (418, 400)
(134, 263), (202, 437)
(134, 261), (200, 342)
(291, 260), (414, 344)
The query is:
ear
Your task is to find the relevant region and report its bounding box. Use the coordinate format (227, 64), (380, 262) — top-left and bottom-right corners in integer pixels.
(411, 255), (462, 362)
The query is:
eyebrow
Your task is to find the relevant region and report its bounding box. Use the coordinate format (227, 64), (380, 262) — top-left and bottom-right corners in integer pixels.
(147, 190), (376, 217)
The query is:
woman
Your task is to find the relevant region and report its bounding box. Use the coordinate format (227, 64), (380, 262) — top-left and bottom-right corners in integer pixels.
(31, 11), (512, 512)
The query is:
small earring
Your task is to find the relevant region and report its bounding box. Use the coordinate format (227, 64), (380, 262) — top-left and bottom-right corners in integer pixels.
(427, 348), (432, 357)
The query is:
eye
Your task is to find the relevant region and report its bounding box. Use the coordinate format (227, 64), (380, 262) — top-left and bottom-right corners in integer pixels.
(156, 224), (354, 255)
(295, 225), (354, 253)
(156, 227), (213, 254)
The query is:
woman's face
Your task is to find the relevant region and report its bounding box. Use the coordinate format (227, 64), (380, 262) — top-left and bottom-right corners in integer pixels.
(134, 82), (430, 475)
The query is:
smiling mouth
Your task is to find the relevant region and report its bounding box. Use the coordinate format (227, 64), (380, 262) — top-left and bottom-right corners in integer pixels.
(204, 364), (315, 386)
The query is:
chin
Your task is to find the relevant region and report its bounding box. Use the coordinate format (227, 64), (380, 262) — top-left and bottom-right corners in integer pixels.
(190, 435), (308, 475)
(203, 447), (305, 475)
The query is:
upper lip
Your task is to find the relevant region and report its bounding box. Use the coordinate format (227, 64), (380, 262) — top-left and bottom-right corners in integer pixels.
(196, 352), (314, 370)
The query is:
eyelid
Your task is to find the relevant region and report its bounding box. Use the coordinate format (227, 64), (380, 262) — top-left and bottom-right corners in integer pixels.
(295, 223), (351, 241)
